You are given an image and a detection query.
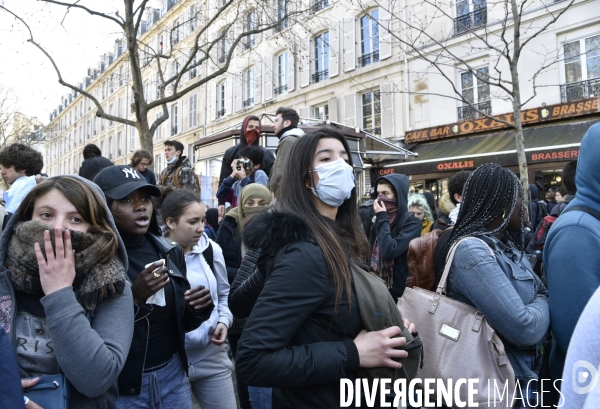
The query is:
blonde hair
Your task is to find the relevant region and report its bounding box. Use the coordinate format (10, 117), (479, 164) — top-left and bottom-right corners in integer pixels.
(408, 194), (434, 223)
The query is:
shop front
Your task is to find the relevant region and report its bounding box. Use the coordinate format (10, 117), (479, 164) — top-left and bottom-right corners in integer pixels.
(371, 97), (600, 201)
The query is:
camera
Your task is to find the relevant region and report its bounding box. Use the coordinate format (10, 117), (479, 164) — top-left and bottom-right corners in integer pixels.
(236, 158), (252, 171)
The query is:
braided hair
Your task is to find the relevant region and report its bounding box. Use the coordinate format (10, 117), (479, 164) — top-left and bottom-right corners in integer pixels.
(443, 164), (525, 262)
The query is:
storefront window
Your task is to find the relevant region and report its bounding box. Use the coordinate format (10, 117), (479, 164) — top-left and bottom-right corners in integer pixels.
(197, 158), (222, 208)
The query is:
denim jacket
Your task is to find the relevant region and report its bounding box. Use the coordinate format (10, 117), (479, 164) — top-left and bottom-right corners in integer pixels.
(447, 235), (550, 380)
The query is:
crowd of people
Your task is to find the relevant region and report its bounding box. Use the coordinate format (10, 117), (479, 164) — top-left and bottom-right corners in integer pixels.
(0, 108), (598, 409)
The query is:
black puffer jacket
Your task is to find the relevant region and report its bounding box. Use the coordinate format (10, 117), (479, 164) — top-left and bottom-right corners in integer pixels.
(235, 212), (362, 409)
(215, 215), (241, 284)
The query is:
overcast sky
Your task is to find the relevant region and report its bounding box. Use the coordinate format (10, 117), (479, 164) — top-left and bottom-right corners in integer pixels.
(0, 0), (158, 123)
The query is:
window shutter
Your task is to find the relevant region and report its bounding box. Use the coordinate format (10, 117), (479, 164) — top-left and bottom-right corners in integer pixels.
(254, 63), (262, 104)
(329, 97), (339, 122)
(225, 77), (233, 115)
(177, 100), (183, 133)
(379, 0), (392, 60)
(300, 38), (311, 88)
(329, 23), (340, 78)
(344, 93), (356, 127)
(380, 82), (394, 138)
(264, 55), (273, 101)
(287, 49), (295, 92)
(299, 107), (309, 123)
(235, 71), (243, 112)
(343, 18), (356, 72)
(208, 82), (216, 121)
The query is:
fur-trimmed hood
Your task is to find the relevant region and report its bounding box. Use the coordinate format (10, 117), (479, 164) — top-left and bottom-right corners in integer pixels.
(438, 193), (456, 217)
(242, 211), (312, 253)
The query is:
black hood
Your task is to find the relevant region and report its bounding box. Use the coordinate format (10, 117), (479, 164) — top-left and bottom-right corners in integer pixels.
(374, 174), (410, 214)
(242, 211), (312, 254)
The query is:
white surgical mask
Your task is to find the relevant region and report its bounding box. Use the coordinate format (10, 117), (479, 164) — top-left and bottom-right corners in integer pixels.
(311, 158), (355, 207)
(167, 155), (179, 165)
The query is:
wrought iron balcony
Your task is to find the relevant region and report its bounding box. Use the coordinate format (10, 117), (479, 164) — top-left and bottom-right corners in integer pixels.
(457, 100), (492, 121)
(312, 69), (329, 84)
(454, 9), (487, 35)
(217, 108), (226, 118)
(560, 79), (600, 103)
(274, 84), (288, 95)
(311, 0), (329, 13)
(358, 50), (379, 67)
(243, 98), (254, 107)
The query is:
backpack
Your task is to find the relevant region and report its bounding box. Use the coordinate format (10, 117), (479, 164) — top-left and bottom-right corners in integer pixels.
(536, 200), (548, 225)
(173, 165), (201, 193)
(406, 229), (444, 291)
(526, 215), (557, 259)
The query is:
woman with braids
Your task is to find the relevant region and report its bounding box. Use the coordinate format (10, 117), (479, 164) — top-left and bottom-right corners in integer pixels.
(160, 189), (236, 409)
(235, 128), (415, 408)
(0, 176), (134, 408)
(443, 164), (550, 407)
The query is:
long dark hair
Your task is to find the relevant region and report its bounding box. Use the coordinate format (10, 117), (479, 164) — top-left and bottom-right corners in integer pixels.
(17, 176), (119, 263)
(444, 164), (524, 262)
(277, 127), (370, 309)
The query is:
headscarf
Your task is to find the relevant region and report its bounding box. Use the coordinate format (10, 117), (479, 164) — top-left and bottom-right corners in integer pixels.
(242, 116), (261, 146)
(227, 183), (272, 225)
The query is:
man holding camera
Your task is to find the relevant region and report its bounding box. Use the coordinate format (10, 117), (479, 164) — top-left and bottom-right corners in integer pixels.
(216, 145), (268, 208)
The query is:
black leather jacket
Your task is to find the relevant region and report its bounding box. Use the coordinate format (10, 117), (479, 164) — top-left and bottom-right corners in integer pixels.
(118, 234), (212, 395)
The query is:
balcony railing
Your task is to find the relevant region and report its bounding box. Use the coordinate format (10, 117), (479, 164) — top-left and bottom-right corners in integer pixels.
(274, 84), (288, 95)
(312, 69), (329, 84)
(358, 50), (379, 67)
(457, 100), (492, 121)
(560, 79), (600, 103)
(243, 98), (254, 107)
(454, 9), (487, 35)
(275, 19), (290, 32)
(217, 108), (226, 118)
(311, 0), (329, 13)
(365, 127), (382, 136)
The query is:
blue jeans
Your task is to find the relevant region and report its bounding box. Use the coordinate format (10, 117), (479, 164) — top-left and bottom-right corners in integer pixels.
(115, 355), (192, 409)
(248, 386), (272, 409)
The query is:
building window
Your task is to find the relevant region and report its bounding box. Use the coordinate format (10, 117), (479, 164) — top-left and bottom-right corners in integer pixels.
(313, 103), (329, 120)
(218, 30), (228, 65)
(155, 154), (163, 173)
(189, 56), (198, 80)
(130, 125), (137, 150)
(455, 0), (487, 35)
(189, 94), (197, 128)
(171, 104), (179, 135)
(311, 0), (329, 13)
(155, 113), (162, 141)
(275, 51), (289, 95)
(359, 11), (380, 67)
(189, 4), (198, 32)
(117, 132), (123, 156)
(109, 104), (114, 127)
(108, 136), (114, 159)
(244, 68), (255, 107)
(171, 21), (180, 46)
(561, 35), (600, 102)
(188, 143), (197, 163)
(362, 90), (381, 136)
(244, 11), (257, 49)
(313, 32), (329, 83)
(118, 98), (123, 118)
(217, 81), (226, 118)
(277, 0), (289, 32)
(458, 66), (491, 121)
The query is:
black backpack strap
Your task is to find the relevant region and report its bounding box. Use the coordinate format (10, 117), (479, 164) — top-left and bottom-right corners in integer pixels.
(562, 206), (600, 221)
(202, 242), (215, 274)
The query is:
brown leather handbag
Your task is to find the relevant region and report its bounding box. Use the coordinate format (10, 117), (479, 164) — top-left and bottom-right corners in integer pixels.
(406, 229), (443, 291)
(397, 237), (516, 408)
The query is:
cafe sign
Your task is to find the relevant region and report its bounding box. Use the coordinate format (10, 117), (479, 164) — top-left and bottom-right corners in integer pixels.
(405, 97), (599, 143)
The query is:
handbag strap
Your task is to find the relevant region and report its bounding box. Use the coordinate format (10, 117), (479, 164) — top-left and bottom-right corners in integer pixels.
(437, 236), (496, 294)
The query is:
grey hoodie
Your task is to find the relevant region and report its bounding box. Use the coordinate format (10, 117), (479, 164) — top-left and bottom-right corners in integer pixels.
(0, 175), (134, 409)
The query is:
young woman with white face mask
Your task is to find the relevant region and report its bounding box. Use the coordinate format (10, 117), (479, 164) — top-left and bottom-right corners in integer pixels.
(235, 128), (416, 409)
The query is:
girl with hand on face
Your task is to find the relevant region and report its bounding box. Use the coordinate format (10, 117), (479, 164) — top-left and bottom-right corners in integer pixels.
(0, 176), (134, 409)
(160, 188), (236, 409)
(235, 128), (416, 409)
(93, 165), (213, 409)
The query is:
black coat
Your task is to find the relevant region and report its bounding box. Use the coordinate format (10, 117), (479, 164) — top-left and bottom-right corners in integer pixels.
(118, 234), (212, 395)
(215, 215), (241, 284)
(235, 212), (362, 409)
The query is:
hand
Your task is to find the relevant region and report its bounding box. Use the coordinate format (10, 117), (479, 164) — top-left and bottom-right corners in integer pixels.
(184, 286), (212, 311)
(34, 229), (76, 295)
(353, 326), (408, 369)
(210, 322), (228, 345)
(22, 378), (44, 409)
(373, 199), (386, 214)
(403, 318), (416, 334)
(231, 163), (246, 181)
(131, 261), (170, 304)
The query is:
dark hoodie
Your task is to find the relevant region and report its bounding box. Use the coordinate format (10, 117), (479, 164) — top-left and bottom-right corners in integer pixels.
(544, 121), (600, 381)
(370, 174), (422, 301)
(217, 117), (275, 197)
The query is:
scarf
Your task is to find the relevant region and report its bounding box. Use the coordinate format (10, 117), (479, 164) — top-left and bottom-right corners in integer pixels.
(228, 183), (272, 225)
(370, 195), (398, 288)
(245, 128), (260, 146)
(5, 220), (126, 311)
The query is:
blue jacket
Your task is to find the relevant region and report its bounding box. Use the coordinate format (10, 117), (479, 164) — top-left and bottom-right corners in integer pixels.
(215, 216), (241, 284)
(0, 325), (22, 408)
(544, 121), (600, 380)
(448, 235), (549, 379)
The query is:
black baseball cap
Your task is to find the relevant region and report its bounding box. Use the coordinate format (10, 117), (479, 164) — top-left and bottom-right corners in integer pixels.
(94, 165), (161, 199)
